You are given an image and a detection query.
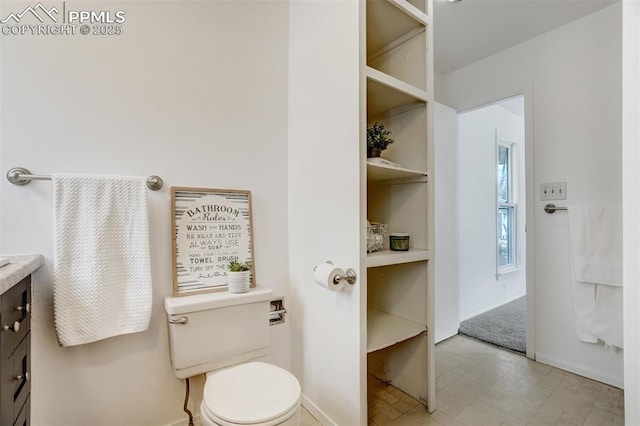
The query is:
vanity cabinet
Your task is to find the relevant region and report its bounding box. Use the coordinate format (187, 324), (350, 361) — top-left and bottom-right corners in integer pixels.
(0, 256), (40, 426)
(0, 275), (31, 426)
(364, 0), (435, 412)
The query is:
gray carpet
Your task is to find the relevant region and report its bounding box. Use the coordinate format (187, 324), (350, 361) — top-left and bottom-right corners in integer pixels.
(458, 296), (526, 353)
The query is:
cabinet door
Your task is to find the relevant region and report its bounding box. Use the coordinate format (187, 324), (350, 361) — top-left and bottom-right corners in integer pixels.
(11, 336), (30, 422)
(288, 1), (365, 424)
(1, 277), (30, 359)
(1, 334), (30, 426)
(13, 394), (30, 426)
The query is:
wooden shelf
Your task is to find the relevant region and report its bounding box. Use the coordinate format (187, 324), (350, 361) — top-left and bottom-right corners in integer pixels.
(367, 308), (426, 353)
(367, 0), (430, 57)
(364, 0), (434, 409)
(367, 158), (427, 182)
(366, 67), (428, 118)
(366, 248), (430, 268)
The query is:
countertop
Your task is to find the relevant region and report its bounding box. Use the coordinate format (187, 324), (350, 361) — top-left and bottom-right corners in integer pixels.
(0, 254), (44, 295)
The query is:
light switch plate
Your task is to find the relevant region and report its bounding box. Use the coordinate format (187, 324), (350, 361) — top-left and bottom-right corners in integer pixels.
(540, 182), (567, 200)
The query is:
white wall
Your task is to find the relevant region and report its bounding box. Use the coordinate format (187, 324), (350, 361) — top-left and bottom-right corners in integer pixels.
(0, 2), (290, 424)
(288, 1), (365, 424)
(441, 3), (623, 386)
(623, 0), (640, 421)
(434, 71), (445, 104)
(457, 103), (526, 321)
(434, 102), (460, 342)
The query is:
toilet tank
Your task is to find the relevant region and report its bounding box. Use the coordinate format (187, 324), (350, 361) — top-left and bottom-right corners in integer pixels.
(164, 287), (272, 379)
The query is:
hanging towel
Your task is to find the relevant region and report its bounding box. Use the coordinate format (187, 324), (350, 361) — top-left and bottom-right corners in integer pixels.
(53, 173), (153, 347)
(569, 282), (598, 343)
(568, 206), (622, 348)
(591, 285), (623, 348)
(568, 207), (622, 287)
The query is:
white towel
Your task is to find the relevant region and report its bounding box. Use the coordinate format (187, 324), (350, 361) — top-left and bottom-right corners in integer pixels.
(568, 207), (622, 287)
(570, 282), (598, 343)
(568, 206), (623, 348)
(53, 174), (153, 347)
(591, 285), (623, 348)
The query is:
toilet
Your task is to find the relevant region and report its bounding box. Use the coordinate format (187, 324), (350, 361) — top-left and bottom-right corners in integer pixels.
(164, 287), (301, 426)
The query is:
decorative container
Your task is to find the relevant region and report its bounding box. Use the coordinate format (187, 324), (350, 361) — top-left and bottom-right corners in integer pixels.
(227, 271), (250, 293)
(367, 147), (383, 158)
(389, 233), (410, 251)
(367, 223), (387, 253)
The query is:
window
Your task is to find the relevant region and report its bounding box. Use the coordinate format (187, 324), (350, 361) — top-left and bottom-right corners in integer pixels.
(497, 140), (517, 272)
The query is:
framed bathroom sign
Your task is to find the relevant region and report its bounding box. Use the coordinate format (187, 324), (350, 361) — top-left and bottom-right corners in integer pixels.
(171, 187), (255, 296)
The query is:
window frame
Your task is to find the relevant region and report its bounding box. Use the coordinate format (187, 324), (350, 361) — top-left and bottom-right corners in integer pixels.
(496, 135), (518, 276)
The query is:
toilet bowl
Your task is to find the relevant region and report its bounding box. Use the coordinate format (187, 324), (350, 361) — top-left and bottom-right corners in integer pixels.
(200, 362), (301, 426)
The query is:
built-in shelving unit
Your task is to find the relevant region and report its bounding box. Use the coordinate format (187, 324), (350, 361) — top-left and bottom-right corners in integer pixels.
(363, 0), (435, 413)
(366, 67), (428, 118)
(366, 249), (430, 268)
(366, 0), (429, 57)
(367, 308), (426, 353)
(367, 158), (427, 182)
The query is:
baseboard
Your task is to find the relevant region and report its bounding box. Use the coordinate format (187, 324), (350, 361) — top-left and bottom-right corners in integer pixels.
(435, 326), (459, 344)
(460, 293), (526, 322)
(302, 394), (335, 425)
(164, 414), (201, 426)
(535, 352), (624, 389)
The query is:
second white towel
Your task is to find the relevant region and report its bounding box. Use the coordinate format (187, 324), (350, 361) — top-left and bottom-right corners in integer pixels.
(568, 206), (623, 348)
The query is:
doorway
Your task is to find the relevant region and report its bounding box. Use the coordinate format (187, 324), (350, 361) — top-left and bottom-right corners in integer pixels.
(456, 95), (528, 354)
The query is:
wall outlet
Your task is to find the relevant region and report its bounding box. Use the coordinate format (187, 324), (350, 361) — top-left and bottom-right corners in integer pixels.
(540, 182), (567, 200)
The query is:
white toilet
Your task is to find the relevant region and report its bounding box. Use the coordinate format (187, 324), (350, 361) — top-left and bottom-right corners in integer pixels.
(164, 287), (302, 426)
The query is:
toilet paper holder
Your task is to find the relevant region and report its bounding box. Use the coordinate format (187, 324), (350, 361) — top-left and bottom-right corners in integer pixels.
(314, 261), (357, 285)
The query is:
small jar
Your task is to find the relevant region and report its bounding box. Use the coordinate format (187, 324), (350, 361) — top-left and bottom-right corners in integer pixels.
(367, 223), (387, 253)
(389, 233), (410, 251)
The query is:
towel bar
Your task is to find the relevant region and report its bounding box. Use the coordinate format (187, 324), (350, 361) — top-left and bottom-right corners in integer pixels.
(6, 167), (163, 191)
(544, 203), (568, 214)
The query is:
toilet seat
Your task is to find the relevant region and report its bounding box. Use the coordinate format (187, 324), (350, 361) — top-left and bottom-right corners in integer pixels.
(201, 400), (300, 426)
(202, 362), (301, 425)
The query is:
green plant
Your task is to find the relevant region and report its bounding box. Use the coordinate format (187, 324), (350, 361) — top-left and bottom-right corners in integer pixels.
(228, 260), (251, 272)
(367, 122), (394, 150)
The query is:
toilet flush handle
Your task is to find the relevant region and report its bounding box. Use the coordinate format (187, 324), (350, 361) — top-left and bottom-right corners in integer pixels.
(169, 316), (188, 325)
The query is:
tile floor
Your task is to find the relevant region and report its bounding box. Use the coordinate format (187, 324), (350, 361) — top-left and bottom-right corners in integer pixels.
(366, 335), (624, 426)
(301, 335), (624, 425)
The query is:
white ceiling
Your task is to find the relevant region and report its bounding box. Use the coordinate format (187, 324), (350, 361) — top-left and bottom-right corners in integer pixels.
(433, 0), (620, 74)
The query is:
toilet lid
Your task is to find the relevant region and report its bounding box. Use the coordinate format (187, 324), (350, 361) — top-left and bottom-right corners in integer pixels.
(203, 362), (301, 425)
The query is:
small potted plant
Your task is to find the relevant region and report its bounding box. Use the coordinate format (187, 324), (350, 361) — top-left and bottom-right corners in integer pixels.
(227, 260), (251, 293)
(367, 122), (394, 158)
